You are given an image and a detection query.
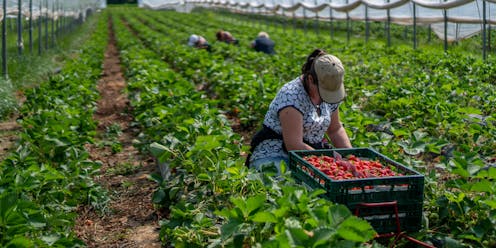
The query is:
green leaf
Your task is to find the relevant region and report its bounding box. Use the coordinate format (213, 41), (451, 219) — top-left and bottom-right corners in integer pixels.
(309, 189), (327, 198)
(192, 135), (222, 151)
(328, 204), (352, 226)
(0, 192), (17, 221)
(245, 194), (266, 216)
(148, 172), (163, 183)
(152, 189), (166, 204)
(311, 227), (336, 246)
(251, 212), (277, 223)
(443, 237), (464, 248)
(197, 173), (211, 181)
(336, 216), (375, 242)
(221, 219), (243, 239)
(41, 234), (60, 246)
(5, 236), (34, 248)
(285, 228), (309, 246)
(149, 142), (175, 161)
(470, 180), (493, 193)
(482, 200), (496, 209)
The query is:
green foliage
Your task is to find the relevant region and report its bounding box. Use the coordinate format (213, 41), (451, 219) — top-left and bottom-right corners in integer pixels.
(0, 11), (110, 246)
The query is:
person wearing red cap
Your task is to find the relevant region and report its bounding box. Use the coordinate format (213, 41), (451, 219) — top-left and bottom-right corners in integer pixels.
(246, 49), (352, 174)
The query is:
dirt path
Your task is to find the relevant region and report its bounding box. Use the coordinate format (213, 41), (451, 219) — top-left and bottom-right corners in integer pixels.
(73, 19), (162, 248)
(0, 120), (21, 160)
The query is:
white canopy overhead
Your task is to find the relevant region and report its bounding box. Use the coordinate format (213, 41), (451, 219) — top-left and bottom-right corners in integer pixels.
(0, 0), (106, 21)
(141, 0), (496, 42)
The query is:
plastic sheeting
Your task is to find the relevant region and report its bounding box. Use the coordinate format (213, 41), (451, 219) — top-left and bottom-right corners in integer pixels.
(0, 0), (106, 22)
(141, 0), (495, 41)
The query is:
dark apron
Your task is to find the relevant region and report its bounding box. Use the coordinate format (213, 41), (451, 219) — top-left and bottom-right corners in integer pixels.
(245, 124), (331, 167)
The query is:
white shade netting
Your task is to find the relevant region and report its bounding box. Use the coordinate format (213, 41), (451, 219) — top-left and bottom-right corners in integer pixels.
(141, 0), (496, 41)
(0, 0), (106, 22)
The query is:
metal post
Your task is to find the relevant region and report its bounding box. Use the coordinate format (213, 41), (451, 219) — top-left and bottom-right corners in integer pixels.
(483, 0), (487, 60)
(292, 0), (296, 33)
(413, 2), (417, 49)
(51, 0), (55, 47)
(2, 0), (7, 78)
(346, 0), (350, 43)
(428, 24), (431, 42)
(45, 0), (48, 50)
(303, 7), (307, 34)
(365, 5), (369, 42)
(443, 8), (447, 52)
(329, 7), (333, 39)
(18, 0), (23, 55)
(346, 12), (350, 43)
(271, 0), (276, 32)
(386, 0), (391, 47)
(29, 0), (33, 53)
(314, 0), (319, 36)
(38, 0), (42, 55)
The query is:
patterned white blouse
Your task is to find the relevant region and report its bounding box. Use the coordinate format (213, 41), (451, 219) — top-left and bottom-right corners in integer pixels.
(250, 77), (340, 162)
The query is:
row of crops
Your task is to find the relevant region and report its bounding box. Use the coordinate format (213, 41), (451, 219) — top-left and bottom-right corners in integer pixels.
(1, 5), (495, 247)
(0, 15), (108, 246)
(107, 6), (495, 247)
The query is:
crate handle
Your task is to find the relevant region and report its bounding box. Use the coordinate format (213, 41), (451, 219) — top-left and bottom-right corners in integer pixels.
(354, 201), (435, 248)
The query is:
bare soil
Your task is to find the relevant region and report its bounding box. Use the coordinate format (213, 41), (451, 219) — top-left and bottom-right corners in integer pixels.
(0, 120), (21, 160)
(73, 20), (162, 247)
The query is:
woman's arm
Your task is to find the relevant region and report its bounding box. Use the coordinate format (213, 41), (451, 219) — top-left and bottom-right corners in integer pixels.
(279, 107), (315, 151)
(326, 109), (352, 148)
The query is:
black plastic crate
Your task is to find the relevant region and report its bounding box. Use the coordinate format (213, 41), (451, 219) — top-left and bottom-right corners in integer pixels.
(288, 148), (424, 234)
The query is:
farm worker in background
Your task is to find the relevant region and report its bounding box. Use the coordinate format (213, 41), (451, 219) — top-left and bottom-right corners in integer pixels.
(246, 48), (352, 174)
(251, 31), (275, 55)
(188, 34), (211, 52)
(216, 30), (238, 45)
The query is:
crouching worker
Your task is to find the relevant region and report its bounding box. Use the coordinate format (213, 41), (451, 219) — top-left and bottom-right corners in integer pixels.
(188, 34), (211, 52)
(246, 49), (352, 175)
(216, 30), (239, 45)
(251, 31), (275, 55)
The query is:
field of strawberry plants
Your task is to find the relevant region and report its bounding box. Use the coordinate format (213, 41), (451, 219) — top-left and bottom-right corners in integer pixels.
(0, 15), (109, 246)
(110, 6), (495, 247)
(1, 5), (495, 247)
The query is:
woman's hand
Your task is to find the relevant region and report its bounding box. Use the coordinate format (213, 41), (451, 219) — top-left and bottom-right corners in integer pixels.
(327, 109), (352, 148)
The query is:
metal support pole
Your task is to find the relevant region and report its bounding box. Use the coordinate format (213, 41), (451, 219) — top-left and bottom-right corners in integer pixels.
(443, 3), (448, 52)
(51, 0), (55, 47)
(2, 0), (7, 78)
(483, 0), (487, 60)
(413, 2), (417, 49)
(329, 8), (333, 39)
(18, 0), (23, 55)
(303, 8), (307, 34)
(428, 24), (431, 42)
(272, 0), (276, 33)
(346, 0), (350, 43)
(346, 13), (350, 44)
(38, 0), (42, 55)
(365, 5), (369, 42)
(282, 9), (286, 32)
(29, 0), (33, 53)
(45, 0), (48, 50)
(386, 1), (391, 47)
(314, 0), (319, 36)
(292, 0), (296, 33)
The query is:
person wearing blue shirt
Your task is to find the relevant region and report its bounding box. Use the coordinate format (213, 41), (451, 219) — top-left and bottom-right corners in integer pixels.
(251, 32), (275, 55)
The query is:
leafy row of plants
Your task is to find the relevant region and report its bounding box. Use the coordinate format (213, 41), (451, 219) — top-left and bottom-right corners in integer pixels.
(117, 7), (496, 247)
(0, 12), (109, 247)
(110, 7), (379, 247)
(0, 13), (100, 120)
